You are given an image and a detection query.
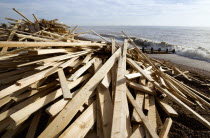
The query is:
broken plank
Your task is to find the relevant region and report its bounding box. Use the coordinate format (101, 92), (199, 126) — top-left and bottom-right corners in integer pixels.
(156, 98), (178, 117)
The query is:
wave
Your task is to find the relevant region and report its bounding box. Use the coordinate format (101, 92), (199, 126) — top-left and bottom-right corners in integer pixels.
(80, 33), (210, 63)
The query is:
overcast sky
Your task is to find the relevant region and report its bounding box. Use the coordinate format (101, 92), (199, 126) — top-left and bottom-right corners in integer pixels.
(0, 0), (210, 27)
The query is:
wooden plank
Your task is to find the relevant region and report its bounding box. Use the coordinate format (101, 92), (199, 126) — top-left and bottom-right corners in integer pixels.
(58, 69), (72, 99)
(26, 110), (42, 138)
(28, 49), (67, 55)
(111, 40), (128, 138)
(156, 98), (178, 117)
(148, 96), (157, 132)
(126, 58), (154, 82)
(127, 80), (155, 95)
(111, 38), (117, 101)
(130, 124), (145, 138)
(59, 57), (78, 68)
(59, 101), (96, 138)
(46, 99), (68, 117)
(0, 86), (55, 122)
(68, 58), (95, 81)
(93, 58), (103, 137)
(16, 33), (52, 42)
(101, 71), (111, 88)
(154, 82), (210, 129)
(82, 53), (92, 65)
(132, 92), (144, 123)
(0, 62), (62, 99)
(126, 87), (159, 138)
(97, 82), (113, 138)
(10, 88), (64, 124)
(159, 118), (173, 138)
(174, 67), (191, 81)
(45, 74), (91, 116)
(38, 44), (122, 138)
(0, 41), (106, 47)
(125, 72), (142, 79)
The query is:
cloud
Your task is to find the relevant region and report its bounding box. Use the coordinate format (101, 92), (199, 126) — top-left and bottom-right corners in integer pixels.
(0, 0), (210, 26)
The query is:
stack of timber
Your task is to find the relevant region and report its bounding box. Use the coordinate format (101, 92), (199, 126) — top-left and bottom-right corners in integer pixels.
(0, 9), (210, 138)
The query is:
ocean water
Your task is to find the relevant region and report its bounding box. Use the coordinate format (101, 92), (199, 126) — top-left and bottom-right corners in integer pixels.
(77, 26), (210, 62)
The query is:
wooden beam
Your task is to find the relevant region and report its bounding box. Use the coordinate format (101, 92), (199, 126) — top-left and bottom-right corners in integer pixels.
(68, 58), (95, 81)
(156, 98), (178, 117)
(159, 118), (173, 138)
(0, 62), (61, 99)
(59, 57), (78, 68)
(58, 69), (72, 99)
(126, 58), (154, 82)
(38, 44), (122, 138)
(13, 8), (33, 23)
(59, 101), (96, 138)
(82, 54), (92, 65)
(148, 96), (157, 132)
(127, 80), (155, 95)
(111, 40), (128, 138)
(28, 49), (67, 55)
(0, 41), (106, 47)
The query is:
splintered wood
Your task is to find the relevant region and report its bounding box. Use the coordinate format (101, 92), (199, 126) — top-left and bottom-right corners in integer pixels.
(0, 8), (210, 138)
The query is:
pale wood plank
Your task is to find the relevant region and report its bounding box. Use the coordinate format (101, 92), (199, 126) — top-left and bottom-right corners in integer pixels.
(111, 40), (128, 138)
(58, 69), (72, 99)
(101, 71), (111, 88)
(159, 118), (173, 138)
(59, 57), (78, 68)
(59, 101), (96, 138)
(68, 58), (95, 81)
(82, 53), (92, 65)
(28, 49), (67, 55)
(148, 96), (157, 132)
(126, 58), (154, 82)
(0, 62), (62, 99)
(156, 98), (178, 117)
(127, 80), (155, 95)
(129, 124), (145, 138)
(0, 41), (106, 47)
(38, 44), (122, 138)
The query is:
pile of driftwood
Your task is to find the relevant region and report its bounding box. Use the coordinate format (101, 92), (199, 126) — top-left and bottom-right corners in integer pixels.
(0, 9), (210, 138)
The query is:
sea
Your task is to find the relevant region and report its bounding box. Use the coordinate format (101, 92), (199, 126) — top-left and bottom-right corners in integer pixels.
(77, 26), (210, 63)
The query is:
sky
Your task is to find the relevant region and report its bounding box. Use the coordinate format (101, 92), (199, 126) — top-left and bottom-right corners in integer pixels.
(0, 0), (210, 27)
